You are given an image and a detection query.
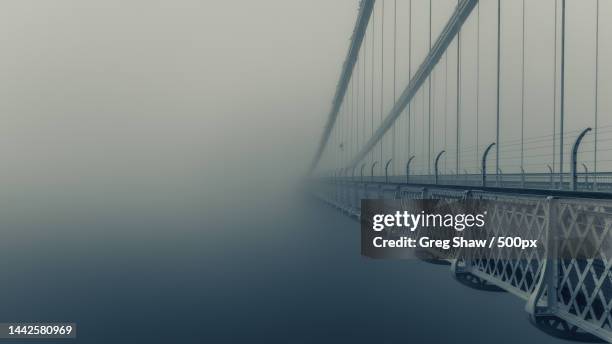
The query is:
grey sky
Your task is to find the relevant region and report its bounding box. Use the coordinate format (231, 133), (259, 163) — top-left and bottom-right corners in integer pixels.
(0, 0), (360, 218)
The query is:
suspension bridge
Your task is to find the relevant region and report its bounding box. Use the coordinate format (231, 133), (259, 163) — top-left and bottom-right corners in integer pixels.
(308, 0), (612, 342)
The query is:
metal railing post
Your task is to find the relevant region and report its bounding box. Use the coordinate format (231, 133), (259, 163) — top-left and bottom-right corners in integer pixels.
(571, 127), (591, 191)
(434, 150), (446, 185)
(582, 163), (589, 187)
(482, 143), (496, 187)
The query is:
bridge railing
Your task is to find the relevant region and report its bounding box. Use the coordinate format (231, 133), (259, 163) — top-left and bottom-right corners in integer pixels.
(334, 171), (612, 193)
(311, 179), (612, 342)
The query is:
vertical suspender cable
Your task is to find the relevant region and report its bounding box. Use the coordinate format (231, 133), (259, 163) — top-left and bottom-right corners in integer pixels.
(476, 2), (480, 167)
(380, 0), (385, 168)
(432, 68), (436, 169)
(350, 72), (353, 164)
(553, 0), (557, 176)
(347, 68), (350, 166)
(422, 87), (426, 172)
(594, 0), (599, 187)
(408, 0), (412, 159)
(559, 0), (566, 188)
(456, 0), (461, 176)
(356, 58), (358, 162)
(348, 65), (350, 163)
(355, 65), (357, 162)
(371, 7), (375, 166)
(334, 97), (337, 172)
(336, 103), (339, 171)
(393, 0), (397, 175)
(353, 66), (356, 162)
(496, 0), (501, 184)
(341, 91), (345, 168)
(521, 0), (525, 170)
(349, 67), (353, 164)
(345, 86), (349, 168)
(344, 79), (347, 167)
(340, 94), (342, 169)
(428, 0), (432, 174)
(340, 86), (343, 168)
(352, 62), (356, 163)
(356, 51), (359, 158)
(445, 52), (448, 172)
(363, 23), (367, 165)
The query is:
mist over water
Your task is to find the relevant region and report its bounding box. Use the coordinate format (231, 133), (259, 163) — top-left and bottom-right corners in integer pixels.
(0, 182), (569, 343)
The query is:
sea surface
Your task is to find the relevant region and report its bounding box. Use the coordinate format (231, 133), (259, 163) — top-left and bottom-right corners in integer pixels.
(0, 188), (576, 343)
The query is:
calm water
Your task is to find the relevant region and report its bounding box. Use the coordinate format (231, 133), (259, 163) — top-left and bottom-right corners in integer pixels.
(0, 190), (574, 343)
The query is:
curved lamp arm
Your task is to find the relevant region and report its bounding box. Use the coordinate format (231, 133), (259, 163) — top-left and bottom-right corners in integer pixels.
(405, 156), (415, 184)
(385, 159), (393, 183)
(370, 161), (378, 182)
(434, 151), (446, 185)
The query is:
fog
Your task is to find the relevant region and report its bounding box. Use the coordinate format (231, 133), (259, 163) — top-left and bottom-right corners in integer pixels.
(0, 1), (360, 223)
(0, 4), (365, 342)
(2, 0), (609, 217)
